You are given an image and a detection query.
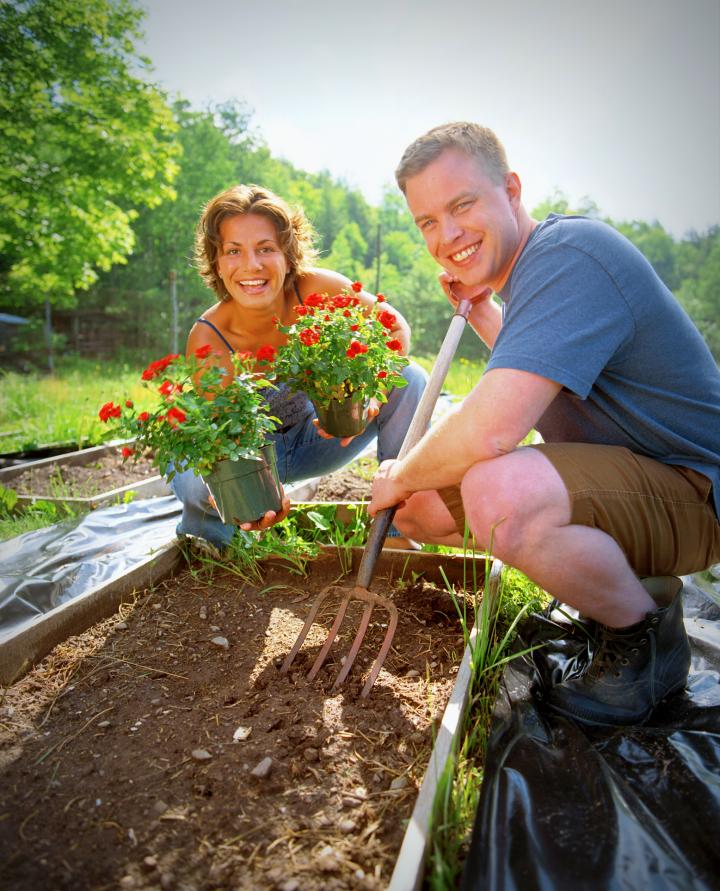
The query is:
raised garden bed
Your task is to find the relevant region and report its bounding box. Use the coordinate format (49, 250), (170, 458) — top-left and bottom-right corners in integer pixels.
(0, 546), (497, 891)
(0, 446), (374, 513)
(0, 443), (170, 508)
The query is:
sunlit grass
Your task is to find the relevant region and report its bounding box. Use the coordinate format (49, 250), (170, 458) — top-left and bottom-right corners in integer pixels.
(0, 357), (160, 452)
(0, 498), (83, 541)
(416, 354), (486, 399)
(426, 558), (547, 889)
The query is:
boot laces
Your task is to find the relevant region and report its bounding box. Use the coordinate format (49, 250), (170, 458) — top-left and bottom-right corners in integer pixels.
(590, 624), (654, 679)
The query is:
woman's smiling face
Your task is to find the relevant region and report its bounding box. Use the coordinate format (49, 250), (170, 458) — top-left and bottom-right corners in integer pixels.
(216, 213), (289, 310)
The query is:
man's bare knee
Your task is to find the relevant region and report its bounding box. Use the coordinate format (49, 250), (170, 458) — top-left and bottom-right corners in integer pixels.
(394, 490), (462, 544)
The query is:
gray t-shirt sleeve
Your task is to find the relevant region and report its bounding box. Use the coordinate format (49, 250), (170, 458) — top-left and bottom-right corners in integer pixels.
(488, 243), (635, 398)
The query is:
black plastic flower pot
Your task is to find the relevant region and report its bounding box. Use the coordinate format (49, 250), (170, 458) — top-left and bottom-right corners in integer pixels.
(313, 396), (371, 438)
(202, 442), (283, 525)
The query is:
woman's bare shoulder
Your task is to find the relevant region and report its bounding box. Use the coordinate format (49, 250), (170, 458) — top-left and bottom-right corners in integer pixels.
(187, 303), (230, 348)
(296, 267), (353, 297)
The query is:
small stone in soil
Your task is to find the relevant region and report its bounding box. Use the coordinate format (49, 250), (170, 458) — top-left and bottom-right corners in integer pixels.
(279, 881), (299, 891)
(115, 622), (128, 631)
(316, 845), (341, 872)
(211, 636), (229, 649)
(405, 669), (421, 678)
(390, 775), (409, 791)
(97, 720), (111, 729)
(191, 748), (212, 762)
(233, 725), (252, 741)
(251, 756), (273, 778)
(303, 747), (319, 762)
(143, 856), (158, 870)
(339, 818), (356, 833)
(153, 800), (169, 815)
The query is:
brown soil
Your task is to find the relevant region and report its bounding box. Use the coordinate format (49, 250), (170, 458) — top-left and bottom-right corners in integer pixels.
(0, 551), (471, 890)
(10, 449), (373, 504)
(313, 467), (372, 503)
(11, 451), (158, 498)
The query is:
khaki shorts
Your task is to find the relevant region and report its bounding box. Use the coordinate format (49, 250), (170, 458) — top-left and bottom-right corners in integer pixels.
(438, 443), (720, 577)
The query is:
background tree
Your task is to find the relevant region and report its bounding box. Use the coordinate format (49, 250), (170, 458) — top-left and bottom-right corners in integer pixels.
(0, 0), (179, 310)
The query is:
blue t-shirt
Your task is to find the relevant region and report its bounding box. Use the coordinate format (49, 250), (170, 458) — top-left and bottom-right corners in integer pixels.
(488, 214), (720, 515)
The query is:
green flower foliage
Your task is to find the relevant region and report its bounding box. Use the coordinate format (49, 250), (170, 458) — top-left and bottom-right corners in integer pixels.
(274, 287), (409, 408)
(0, 0), (180, 307)
(98, 349), (279, 480)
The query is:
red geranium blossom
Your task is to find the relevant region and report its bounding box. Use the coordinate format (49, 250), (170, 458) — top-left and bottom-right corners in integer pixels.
(141, 353), (180, 381)
(377, 371), (388, 379)
(125, 399), (133, 408)
(158, 379), (175, 397)
(98, 401), (122, 422)
(165, 407), (187, 427)
(121, 446), (134, 459)
(195, 344), (214, 359)
(332, 295), (351, 309)
(378, 310), (397, 330)
(376, 294), (386, 303)
(255, 344), (277, 362)
(351, 282), (362, 293)
(305, 293), (325, 308)
(386, 339), (402, 352)
(346, 339), (369, 358)
(300, 328), (320, 346)
(137, 411), (150, 423)
(295, 305), (308, 316)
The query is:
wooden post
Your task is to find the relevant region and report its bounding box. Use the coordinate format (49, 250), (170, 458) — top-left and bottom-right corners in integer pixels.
(374, 222), (382, 293)
(44, 298), (54, 373)
(169, 270), (178, 354)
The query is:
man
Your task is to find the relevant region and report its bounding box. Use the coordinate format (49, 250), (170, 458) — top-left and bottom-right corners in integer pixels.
(369, 121), (720, 726)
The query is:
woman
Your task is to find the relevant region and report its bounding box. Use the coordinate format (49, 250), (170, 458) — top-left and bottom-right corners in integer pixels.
(170, 184), (426, 549)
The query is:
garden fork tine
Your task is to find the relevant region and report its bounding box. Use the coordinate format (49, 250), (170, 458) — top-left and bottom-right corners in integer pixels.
(282, 297), (475, 696)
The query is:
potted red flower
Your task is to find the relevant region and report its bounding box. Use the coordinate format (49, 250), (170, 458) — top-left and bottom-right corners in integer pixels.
(273, 284), (409, 437)
(98, 348), (283, 525)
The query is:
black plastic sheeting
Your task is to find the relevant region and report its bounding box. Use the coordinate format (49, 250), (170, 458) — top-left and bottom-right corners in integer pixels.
(461, 571), (720, 891)
(0, 496), (180, 641)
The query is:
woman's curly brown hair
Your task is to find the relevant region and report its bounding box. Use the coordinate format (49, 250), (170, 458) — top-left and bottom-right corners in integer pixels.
(195, 184), (318, 301)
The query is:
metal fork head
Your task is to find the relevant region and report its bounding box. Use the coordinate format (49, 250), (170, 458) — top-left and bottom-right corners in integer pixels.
(280, 584), (399, 698)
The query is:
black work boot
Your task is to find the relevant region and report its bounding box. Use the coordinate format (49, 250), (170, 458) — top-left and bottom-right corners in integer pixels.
(546, 577), (691, 726)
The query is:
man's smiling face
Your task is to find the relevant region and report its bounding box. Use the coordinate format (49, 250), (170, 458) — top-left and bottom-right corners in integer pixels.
(405, 147), (524, 293)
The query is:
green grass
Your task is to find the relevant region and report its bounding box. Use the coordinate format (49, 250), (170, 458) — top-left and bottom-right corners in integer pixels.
(0, 496), (83, 541)
(425, 540), (548, 890)
(0, 356), (160, 452)
(416, 354), (486, 399)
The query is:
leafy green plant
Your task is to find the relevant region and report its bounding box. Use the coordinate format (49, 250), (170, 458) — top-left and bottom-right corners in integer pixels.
(0, 483), (18, 514)
(426, 532), (547, 889)
(274, 285), (408, 408)
(98, 347), (279, 480)
(182, 510), (322, 584)
(0, 498), (82, 542)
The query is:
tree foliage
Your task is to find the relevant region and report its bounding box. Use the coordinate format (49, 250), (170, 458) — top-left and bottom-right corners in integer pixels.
(0, 10), (716, 367)
(0, 0), (179, 307)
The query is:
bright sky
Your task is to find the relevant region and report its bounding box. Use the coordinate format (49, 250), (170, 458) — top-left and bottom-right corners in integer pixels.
(139, 0), (720, 239)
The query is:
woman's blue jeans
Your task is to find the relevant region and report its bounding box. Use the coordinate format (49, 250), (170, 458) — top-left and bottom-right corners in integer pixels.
(169, 362), (427, 547)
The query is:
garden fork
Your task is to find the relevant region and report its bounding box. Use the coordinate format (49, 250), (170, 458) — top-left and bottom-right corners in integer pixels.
(281, 296), (476, 697)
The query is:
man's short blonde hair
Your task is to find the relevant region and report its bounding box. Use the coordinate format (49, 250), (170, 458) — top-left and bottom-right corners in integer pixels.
(195, 184), (318, 301)
(395, 122), (510, 193)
